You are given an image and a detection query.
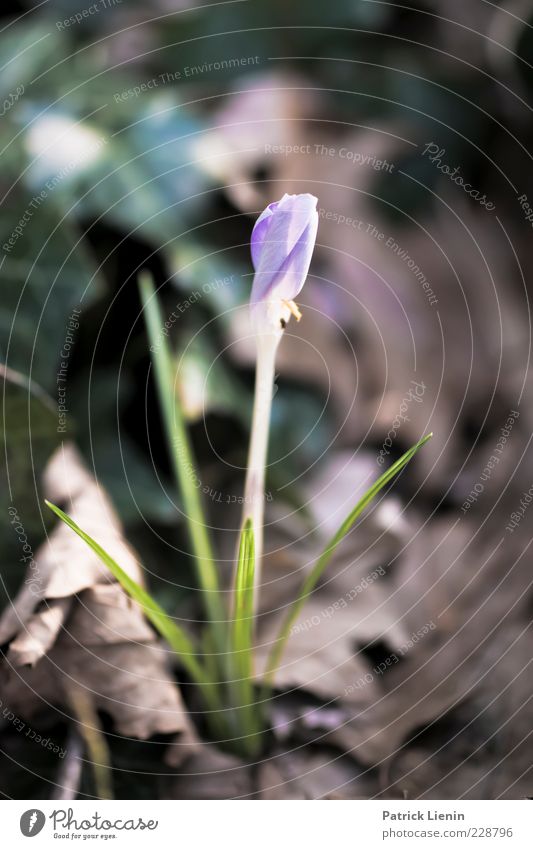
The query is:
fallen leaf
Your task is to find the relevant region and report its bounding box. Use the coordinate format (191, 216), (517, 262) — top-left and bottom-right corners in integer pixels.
(0, 443), (196, 750)
(167, 746), (253, 800)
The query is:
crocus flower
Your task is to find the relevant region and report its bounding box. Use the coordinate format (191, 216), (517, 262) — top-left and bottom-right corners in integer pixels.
(250, 192), (318, 337)
(242, 193), (318, 598)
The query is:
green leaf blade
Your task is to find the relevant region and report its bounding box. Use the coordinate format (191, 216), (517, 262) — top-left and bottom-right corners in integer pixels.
(227, 520), (263, 755)
(45, 499), (210, 693)
(231, 519), (255, 681)
(263, 433), (433, 688)
(138, 272), (226, 638)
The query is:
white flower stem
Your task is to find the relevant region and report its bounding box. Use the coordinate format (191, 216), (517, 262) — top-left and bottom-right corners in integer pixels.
(242, 334), (279, 603)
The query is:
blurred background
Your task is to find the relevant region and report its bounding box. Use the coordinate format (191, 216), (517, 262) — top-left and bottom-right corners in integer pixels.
(1, 0), (532, 800)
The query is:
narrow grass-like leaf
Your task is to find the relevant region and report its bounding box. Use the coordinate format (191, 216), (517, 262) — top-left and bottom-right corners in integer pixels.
(138, 272), (225, 635)
(263, 433), (433, 688)
(229, 520), (262, 755)
(45, 500), (218, 707)
(231, 519), (255, 678)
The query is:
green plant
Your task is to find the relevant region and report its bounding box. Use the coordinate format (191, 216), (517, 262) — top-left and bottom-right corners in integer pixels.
(46, 196), (432, 758)
(46, 426), (431, 758)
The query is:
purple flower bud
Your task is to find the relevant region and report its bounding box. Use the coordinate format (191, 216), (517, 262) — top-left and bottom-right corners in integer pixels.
(250, 193), (318, 335)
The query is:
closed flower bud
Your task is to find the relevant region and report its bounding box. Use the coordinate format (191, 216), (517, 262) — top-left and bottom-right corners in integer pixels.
(250, 193), (318, 336)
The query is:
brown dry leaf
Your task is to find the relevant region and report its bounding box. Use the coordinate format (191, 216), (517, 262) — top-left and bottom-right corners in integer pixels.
(255, 445), (532, 800)
(41, 442), (145, 597)
(193, 72), (321, 213)
(257, 746), (376, 800)
(0, 443), (197, 750)
(169, 742), (372, 800)
(0, 441), (143, 645)
(380, 624), (533, 800)
(7, 598), (71, 667)
(316, 188), (531, 494)
(254, 450), (413, 714)
(167, 746), (253, 800)
(321, 515), (532, 772)
(3, 640), (195, 742)
(256, 571), (407, 708)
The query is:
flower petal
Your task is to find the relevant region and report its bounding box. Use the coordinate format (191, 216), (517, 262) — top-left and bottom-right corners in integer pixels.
(250, 198), (282, 270)
(249, 193), (318, 336)
(251, 193), (318, 305)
